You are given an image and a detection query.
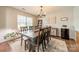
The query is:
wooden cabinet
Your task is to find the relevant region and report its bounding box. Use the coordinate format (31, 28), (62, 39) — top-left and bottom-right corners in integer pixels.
(61, 28), (69, 39)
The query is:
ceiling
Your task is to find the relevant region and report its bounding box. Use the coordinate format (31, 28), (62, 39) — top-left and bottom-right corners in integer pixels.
(12, 6), (73, 16)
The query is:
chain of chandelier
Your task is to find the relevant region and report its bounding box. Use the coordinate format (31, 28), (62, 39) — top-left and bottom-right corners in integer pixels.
(38, 6), (46, 18)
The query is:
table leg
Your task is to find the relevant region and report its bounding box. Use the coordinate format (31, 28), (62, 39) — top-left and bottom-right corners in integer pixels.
(21, 35), (23, 46)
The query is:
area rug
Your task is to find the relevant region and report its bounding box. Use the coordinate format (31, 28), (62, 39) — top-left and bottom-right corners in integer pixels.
(44, 38), (68, 52)
(5, 38), (68, 52)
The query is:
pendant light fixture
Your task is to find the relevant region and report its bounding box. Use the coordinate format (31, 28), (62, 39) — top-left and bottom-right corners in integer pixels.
(38, 6), (46, 18)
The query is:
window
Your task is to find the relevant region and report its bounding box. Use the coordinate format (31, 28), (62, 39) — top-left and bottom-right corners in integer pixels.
(27, 17), (33, 26)
(17, 15), (27, 29)
(17, 15), (33, 29)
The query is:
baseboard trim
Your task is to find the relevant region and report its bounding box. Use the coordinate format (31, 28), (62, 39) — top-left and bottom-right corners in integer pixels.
(51, 35), (75, 40)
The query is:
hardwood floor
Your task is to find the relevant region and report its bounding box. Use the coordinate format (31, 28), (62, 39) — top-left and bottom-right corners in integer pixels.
(52, 36), (79, 52)
(0, 38), (68, 52)
(66, 32), (79, 52)
(0, 36), (79, 52)
(65, 39), (78, 52)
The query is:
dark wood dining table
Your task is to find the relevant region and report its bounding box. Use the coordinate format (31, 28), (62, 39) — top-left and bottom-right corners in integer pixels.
(18, 26), (51, 52)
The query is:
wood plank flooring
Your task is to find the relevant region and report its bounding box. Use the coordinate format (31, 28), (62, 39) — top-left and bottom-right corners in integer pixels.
(0, 36), (79, 52)
(52, 36), (79, 52)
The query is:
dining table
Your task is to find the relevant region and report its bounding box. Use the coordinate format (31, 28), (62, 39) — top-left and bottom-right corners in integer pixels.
(19, 29), (39, 52)
(18, 26), (51, 52)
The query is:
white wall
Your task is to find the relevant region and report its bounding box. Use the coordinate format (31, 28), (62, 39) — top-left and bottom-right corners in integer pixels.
(0, 7), (37, 29)
(73, 7), (79, 40)
(6, 7), (37, 29)
(6, 7), (17, 29)
(73, 7), (79, 31)
(43, 7), (75, 39)
(0, 7), (6, 29)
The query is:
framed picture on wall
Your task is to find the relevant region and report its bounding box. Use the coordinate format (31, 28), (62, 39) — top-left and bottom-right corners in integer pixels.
(61, 17), (68, 21)
(38, 20), (42, 27)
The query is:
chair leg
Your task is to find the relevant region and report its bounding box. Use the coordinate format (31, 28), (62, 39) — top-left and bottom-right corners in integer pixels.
(32, 46), (36, 52)
(24, 40), (26, 50)
(44, 39), (46, 49)
(47, 38), (49, 44)
(37, 44), (39, 52)
(29, 46), (32, 52)
(21, 35), (23, 46)
(29, 43), (36, 52)
(50, 36), (51, 40)
(28, 40), (31, 52)
(42, 40), (45, 52)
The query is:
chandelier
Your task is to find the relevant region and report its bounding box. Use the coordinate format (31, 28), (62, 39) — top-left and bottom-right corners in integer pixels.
(38, 6), (46, 18)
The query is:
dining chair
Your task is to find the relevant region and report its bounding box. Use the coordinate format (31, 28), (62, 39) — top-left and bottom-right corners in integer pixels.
(29, 26), (33, 30)
(28, 28), (45, 52)
(48, 27), (51, 40)
(45, 27), (51, 45)
(20, 26), (28, 32)
(20, 26), (29, 50)
(28, 27), (51, 52)
(36, 28), (46, 52)
(34, 26), (38, 30)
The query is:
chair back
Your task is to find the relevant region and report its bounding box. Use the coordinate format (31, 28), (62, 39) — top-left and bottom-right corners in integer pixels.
(20, 26), (28, 32)
(29, 26), (33, 30)
(43, 27), (51, 40)
(37, 28), (45, 44)
(47, 27), (51, 36)
(34, 26), (38, 30)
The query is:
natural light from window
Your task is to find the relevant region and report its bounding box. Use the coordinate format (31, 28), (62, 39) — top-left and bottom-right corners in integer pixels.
(17, 15), (33, 29)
